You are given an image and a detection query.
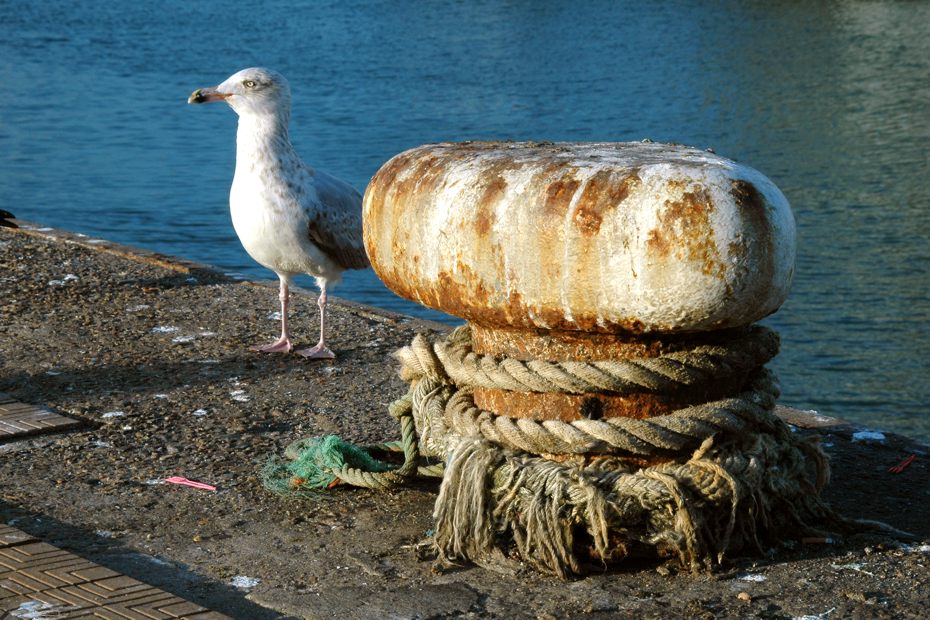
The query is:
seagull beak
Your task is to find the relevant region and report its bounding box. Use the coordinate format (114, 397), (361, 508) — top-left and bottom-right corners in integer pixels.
(188, 86), (230, 104)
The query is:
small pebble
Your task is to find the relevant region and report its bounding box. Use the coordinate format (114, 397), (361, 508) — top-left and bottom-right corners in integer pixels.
(48, 274), (79, 286)
(151, 326), (179, 334)
(851, 430), (886, 443)
(230, 390), (250, 402)
(230, 575), (260, 589)
(737, 592), (751, 602)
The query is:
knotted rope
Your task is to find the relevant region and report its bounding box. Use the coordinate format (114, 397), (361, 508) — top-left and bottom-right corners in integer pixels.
(264, 324), (848, 576)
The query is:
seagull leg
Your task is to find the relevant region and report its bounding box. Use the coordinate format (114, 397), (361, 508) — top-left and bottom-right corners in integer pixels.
(297, 283), (336, 359)
(251, 278), (294, 353)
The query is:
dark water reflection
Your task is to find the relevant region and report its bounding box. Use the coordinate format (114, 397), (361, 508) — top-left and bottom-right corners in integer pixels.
(1, 1), (928, 440)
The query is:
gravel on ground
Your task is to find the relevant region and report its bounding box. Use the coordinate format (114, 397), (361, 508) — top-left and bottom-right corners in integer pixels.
(1, 224), (928, 619)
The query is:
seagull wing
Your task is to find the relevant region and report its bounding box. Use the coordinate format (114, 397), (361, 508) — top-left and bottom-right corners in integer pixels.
(0, 210), (17, 229)
(304, 171), (370, 270)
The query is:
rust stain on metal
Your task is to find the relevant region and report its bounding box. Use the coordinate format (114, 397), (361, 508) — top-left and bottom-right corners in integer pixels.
(366, 149), (416, 205)
(363, 150), (417, 256)
(572, 170), (640, 237)
(455, 260), (493, 308)
(470, 323), (753, 362)
(727, 239), (748, 260)
(473, 388), (684, 421)
(543, 176), (581, 217)
(472, 383), (749, 425)
(410, 153), (449, 194)
(647, 186), (725, 279)
(501, 287), (526, 326)
(475, 176), (506, 237)
(425, 260), (498, 320)
(730, 179), (766, 211)
(365, 150), (456, 286)
(421, 298), (651, 334)
(472, 324), (694, 361)
(378, 152), (446, 226)
(390, 265), (656, 333)
(729, 179), (775, 292)
(729, 180), (770, 255)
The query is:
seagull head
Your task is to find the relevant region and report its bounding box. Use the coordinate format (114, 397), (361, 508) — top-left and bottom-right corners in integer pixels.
(188, 67), (291, 119)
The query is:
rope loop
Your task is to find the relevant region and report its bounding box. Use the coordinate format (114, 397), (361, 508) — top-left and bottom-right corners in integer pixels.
(269, 325), (784, 486)
(417, 324), (779, 396)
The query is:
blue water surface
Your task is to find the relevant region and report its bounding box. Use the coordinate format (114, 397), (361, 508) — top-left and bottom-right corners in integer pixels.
(1, 1), (928, 441)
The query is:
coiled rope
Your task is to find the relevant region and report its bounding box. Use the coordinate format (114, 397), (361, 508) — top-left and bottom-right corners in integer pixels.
(263, 324), (849, 576)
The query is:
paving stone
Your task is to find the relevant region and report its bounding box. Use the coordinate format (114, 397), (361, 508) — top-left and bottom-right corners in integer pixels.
(0, 525), (35, 548)
(0, 392), (82, 440)
(0, 526), (228, 619)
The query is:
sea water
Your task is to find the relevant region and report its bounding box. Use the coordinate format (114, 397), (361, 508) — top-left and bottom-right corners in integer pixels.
(1, 0), (928, 441)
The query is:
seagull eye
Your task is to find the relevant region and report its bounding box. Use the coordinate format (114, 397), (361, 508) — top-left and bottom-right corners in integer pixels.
(243, 80), (257, 89)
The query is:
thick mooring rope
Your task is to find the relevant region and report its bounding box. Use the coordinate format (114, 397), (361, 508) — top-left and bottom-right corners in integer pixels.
(409, 370), (781, 457)
(408, 325), (780, 395)
(264, 325), (848, 577)
(397, 325), (784, 458)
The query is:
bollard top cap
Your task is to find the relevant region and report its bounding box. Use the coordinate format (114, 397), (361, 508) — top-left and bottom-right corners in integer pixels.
(363, 141), (796, 334)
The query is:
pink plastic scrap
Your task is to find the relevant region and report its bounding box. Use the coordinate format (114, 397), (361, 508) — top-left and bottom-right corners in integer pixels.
(164, 476), (217, 491)
(888, 454), (917, 474)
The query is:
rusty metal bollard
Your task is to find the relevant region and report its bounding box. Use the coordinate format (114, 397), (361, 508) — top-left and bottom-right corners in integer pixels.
(364, 141), (795, 427)
(266, 140), (841, 576)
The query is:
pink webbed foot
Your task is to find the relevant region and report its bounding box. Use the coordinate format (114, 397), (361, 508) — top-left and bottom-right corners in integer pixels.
(250, 336), (293, 353)
(296, 343), (336, 359)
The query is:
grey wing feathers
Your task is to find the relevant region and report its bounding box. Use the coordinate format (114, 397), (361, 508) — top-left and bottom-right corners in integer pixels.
(306, 172), (371, 270)
(0, 210), (17, 229)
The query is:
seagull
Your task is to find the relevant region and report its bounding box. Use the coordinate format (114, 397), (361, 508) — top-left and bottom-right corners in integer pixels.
(188, 68), (369, 359)
(0, 210), (17, 228)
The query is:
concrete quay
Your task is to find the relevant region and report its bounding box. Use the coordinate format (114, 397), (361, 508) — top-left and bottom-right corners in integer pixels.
(1, 223), (928, 619)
